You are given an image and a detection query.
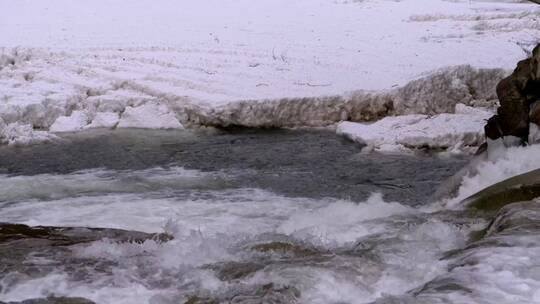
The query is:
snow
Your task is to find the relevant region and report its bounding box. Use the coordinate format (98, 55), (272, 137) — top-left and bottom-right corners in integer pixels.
(337, 104), (493, 153)
(84, 112), (120, 129)
(49, 111), (89, 133)
(0, 0), (538, 144)
(0, 122), (57, 145)
(116, 102), (184, 129)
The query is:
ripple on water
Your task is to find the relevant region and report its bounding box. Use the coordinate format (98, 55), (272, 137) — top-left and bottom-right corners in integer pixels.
(1, 130), (538, 304)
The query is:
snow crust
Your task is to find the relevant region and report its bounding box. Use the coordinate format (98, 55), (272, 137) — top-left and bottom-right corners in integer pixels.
(0, 0), (538, 145)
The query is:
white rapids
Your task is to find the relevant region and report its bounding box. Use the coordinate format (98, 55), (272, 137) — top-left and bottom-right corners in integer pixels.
(1, 143), (540, 304)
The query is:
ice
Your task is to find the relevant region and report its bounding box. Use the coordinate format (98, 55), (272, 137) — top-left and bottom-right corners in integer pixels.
(116, 102), (184, 129)
(49, 111), (89, 132)
(0, 121), (57, 145)
(84, 112), (120, 129)
(337, 104), (493, 153)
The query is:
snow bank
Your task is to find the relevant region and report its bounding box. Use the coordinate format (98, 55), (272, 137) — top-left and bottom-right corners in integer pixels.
(0, 0), (537, 144)
(337, 104), (493, 153)
(199, 66), (504, 128)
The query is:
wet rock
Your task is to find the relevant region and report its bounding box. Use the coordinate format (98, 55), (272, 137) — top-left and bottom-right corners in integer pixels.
(184, 296), (218, 304)
(0, 223), (173, 246)
(412, 277), (473, 296)
(1, 297), (95, 304)
(462, 168), (540, 212)
(484, 200), (540, 237)
(0, 223), (172, 283)
(250, 241), (320, 258)
(185, 284), (300, 304)
(205, 261), (266, 281)
(530, 101), (540, 126)
(228, 283), (300, 304)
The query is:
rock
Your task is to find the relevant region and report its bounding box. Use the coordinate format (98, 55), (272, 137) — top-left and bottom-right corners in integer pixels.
(0, 223), (173, 279)
(529, 101), (540, 143)
(250, 241), (319, 258)
(461, 168), (540, 212)
(530, 100), (540, 126)
(184, 296), (218, 304)
(0, 223), (173, 246)
(1, 297), (95, 304)
(184, 284), (300, 304)
(432, 151), (487, 201)
(228, 283), (300, 304)
(205, 261), (265, 281)
(484, 200), (540, 237)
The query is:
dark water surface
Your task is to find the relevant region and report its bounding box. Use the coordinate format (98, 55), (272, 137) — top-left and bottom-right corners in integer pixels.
(0, 129), (469, 205)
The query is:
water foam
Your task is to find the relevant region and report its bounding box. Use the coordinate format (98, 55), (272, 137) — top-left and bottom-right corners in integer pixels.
(1, 162), (535, 303)
(443, 144), (540, 208)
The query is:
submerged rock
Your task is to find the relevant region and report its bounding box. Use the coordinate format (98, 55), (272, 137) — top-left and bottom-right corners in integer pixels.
(0, 223), (173, 287)
(250, 241), (320, 258)
(184, 284), (300, 304)
(205, 261), (266, 281)
(184, 296), (218, 304)
(484, 200), (540, 237)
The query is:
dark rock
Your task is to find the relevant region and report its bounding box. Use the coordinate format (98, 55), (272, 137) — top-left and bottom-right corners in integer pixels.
(250, 241), (320, 258)
(0, 223), (173, 283)
(462, 168), (540, 213)
(2, 297), (95, 304)
(0, 222), (173, 246)
(485, 200), (540, 237)
(229, 283), (300, 304)
(485, 43), (540, 142)
(205, 261), (266, 281)
(184, 296), (218, 304)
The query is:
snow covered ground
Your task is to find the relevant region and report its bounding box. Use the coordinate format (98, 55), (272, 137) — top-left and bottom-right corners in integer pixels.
(0, 0), (539, 147)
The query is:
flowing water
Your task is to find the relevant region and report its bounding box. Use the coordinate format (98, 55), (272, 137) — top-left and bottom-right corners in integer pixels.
(0, 129), (538, 304)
